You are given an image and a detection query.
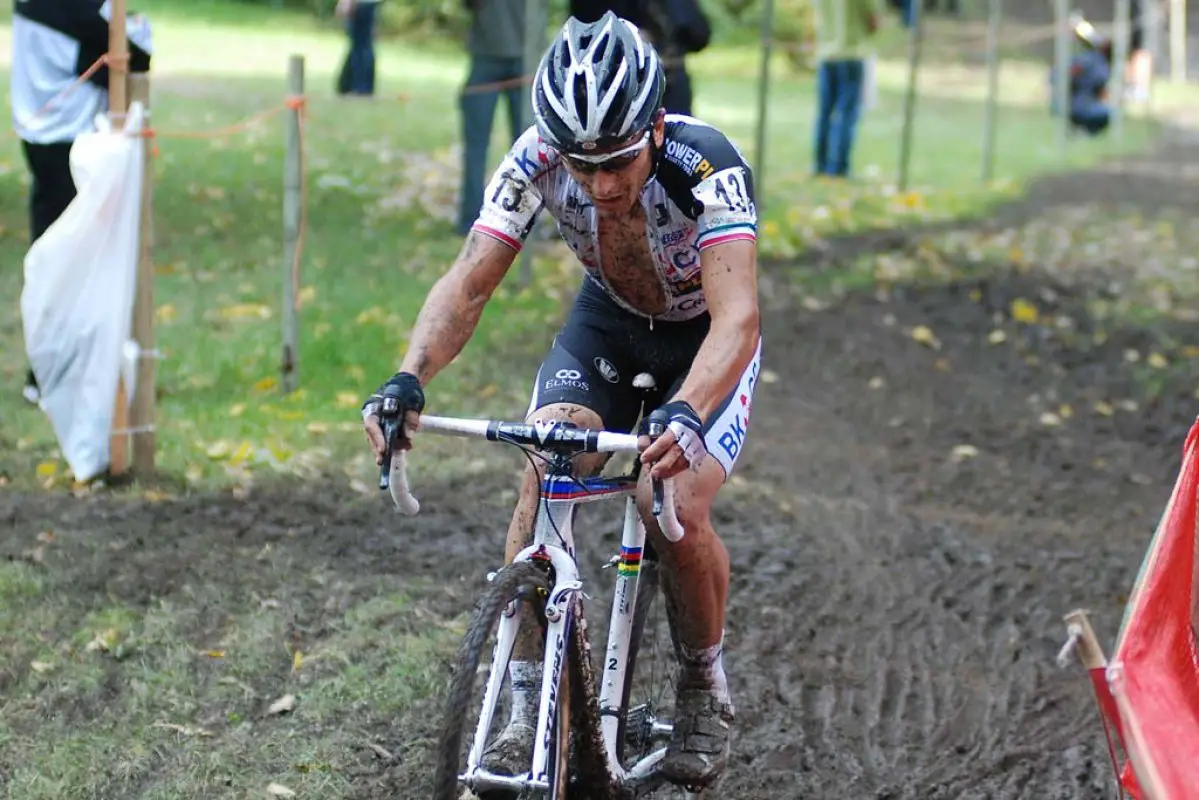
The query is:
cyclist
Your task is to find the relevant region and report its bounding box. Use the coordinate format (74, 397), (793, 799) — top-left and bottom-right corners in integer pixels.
(362, 11), (761, 789)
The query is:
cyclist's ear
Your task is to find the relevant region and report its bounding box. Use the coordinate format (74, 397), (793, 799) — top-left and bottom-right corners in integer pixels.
(652, 108), (666, 145)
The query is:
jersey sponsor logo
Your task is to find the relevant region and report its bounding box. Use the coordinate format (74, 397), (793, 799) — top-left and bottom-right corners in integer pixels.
(672, 247), (699, 271)
(675, 294), (706, 313)
(661, 230), (687, 247)
(594, 357), (620, 383)
(716, 358), (760, 463)
(674, 272), (702, 294)
(664, 140), (715, 180)
(654, 203), (670, 227)
(545, 367), (590, 393)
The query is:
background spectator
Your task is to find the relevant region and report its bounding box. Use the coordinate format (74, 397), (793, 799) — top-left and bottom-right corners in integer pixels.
(569, 0), (710, 116)
(10, 0), (152, 403)
(810, 0), (882, 178)
(456, 0), (548, 235)
(336, 0), (382, 97)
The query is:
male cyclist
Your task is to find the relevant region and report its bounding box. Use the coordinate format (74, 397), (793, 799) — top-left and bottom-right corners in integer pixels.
(362, 11), (761, 789)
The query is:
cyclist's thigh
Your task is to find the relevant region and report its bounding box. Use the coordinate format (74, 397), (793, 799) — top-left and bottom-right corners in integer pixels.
(525, 315), (642, 434)
(665, 335), (763, 480)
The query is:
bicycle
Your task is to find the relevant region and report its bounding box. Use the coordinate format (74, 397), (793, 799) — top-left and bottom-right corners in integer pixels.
(376, 375), (709, 799)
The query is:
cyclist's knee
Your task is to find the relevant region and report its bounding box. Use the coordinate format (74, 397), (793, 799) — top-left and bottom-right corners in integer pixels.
(520, 402), (608, 479)
(526, 402), (603, 429)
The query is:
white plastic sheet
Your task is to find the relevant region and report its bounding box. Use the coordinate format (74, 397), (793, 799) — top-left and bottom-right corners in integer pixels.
(21, 102), (147, 482)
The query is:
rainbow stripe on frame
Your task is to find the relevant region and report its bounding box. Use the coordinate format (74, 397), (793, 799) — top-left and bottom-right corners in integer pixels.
(617, 546), (642, 578)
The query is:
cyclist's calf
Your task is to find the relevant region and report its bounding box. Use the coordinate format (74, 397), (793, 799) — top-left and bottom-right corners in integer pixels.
(635, 456), (731, 653)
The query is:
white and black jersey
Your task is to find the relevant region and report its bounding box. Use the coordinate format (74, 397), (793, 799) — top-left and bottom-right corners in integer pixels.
(11, 0), (153, 144)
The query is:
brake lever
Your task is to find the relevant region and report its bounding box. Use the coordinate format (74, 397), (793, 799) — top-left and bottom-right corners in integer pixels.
(648, 418), (666, 516)
(377, 386), (402, 491)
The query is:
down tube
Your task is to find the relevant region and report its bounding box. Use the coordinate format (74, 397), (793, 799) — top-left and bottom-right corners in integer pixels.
(598, 496), (647, 770)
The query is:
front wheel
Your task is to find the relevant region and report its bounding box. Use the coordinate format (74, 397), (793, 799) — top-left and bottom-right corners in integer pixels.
(433, 560), (573, 800)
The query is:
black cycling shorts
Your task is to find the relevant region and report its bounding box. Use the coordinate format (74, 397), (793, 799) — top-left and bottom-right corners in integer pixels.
(526, 278), (762, 478)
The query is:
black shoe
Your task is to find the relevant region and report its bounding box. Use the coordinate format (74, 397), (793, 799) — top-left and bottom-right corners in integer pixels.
(22, 369), (39, 405)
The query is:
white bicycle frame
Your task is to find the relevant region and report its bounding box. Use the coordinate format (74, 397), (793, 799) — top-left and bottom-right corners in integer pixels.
(389, 414), (684, 796)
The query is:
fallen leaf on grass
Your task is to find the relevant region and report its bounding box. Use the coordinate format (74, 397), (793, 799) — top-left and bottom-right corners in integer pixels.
(909, 325), (941, 350)
(30, 660), (54, 674)
(951, 444), (979, 462)
(1010, 298), (1039, 324)
(360, 741), (396, 762)
(267, 782), (297, 797)
(35, 461), (58, 479)
(1147, 352), (1169, 369)
(1093, 401), (1115, 417)
(292, 650), (304, 671)
(268, 694), (296, 715)
(868, 376), (886, 390)
(201, 650), (226, 659)
(987, 329), (1007, 345)
(760, 369), (779, 384)
(1040, 412), (1063, 427)
(335, 392), (360, 410)
(153, 722), (214, 738)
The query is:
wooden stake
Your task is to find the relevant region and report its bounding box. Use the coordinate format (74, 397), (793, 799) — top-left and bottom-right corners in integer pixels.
(108, 0), (131, 477)
(1052, 0), (1071, 161)
(1063, 609), (1109, 669)
(980, 0), (1003, 183)
(281, 55), (304, 394)
(897, 3), (924, 191)
(129, 72), (156, 475)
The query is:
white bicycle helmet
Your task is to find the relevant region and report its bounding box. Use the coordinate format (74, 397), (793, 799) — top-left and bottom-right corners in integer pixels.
(532, 11), (666, 154)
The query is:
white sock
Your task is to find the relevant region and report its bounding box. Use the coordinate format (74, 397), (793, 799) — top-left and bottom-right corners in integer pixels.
(679, 638), (731, 704)
(508, 661), (540, 726)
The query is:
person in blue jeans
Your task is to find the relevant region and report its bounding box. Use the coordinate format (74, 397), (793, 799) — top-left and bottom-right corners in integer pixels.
(811, 0), (882, 178)
(456, 0), (547, 235)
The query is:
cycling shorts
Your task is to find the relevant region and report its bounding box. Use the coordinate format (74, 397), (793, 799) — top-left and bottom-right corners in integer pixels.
(526, 278), (762, 479)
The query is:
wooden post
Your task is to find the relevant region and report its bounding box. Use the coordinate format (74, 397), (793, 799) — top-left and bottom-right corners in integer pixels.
(980, 0), (1003, 183)
(1112, 0), (1131, 141)
(108, 0), (131, 477)
(1053, 0), (1071, 161)
(752, 0), (775, 212)
(129, 73), (156, 474)
(1170, 0), (1187, 82)
(281, 55), (304, 394)
(1063, 609), (1109, 669)
(107, 0), (128, 128)
(897, 2), (923, 191)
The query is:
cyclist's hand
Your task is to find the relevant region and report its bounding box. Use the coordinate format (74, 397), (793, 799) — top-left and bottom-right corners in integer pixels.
(362, 371), (425, 464)
(639, 400), (707, 479)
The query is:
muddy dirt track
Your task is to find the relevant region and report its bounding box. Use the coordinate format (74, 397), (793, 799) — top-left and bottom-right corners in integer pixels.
(6, 132), (1199, 798)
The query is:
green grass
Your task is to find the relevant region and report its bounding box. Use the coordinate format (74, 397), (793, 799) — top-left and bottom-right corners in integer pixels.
(0, 0), (1186, 494)
(0, 555), (460, 798)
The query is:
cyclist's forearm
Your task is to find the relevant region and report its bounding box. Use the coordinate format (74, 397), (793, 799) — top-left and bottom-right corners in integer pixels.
(399, 278), (488, 384)
(398, 233), (515, 385)
(672, 318), (759, 421)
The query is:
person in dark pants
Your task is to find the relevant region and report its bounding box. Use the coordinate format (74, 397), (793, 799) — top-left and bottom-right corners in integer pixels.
(456, 0), (547, 235)
(337, 0), (381, 96)
(811, 0), (882, 177)
(570, 0), (710, 116)
(11, 0), (152, 403)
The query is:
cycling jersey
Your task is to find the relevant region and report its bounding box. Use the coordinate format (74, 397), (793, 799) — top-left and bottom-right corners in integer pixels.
(472, 114), (758, 323)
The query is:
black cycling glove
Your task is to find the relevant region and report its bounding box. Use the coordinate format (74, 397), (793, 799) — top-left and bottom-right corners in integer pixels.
(362, 371), (425, 421)
(643, 400), (708, 471)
